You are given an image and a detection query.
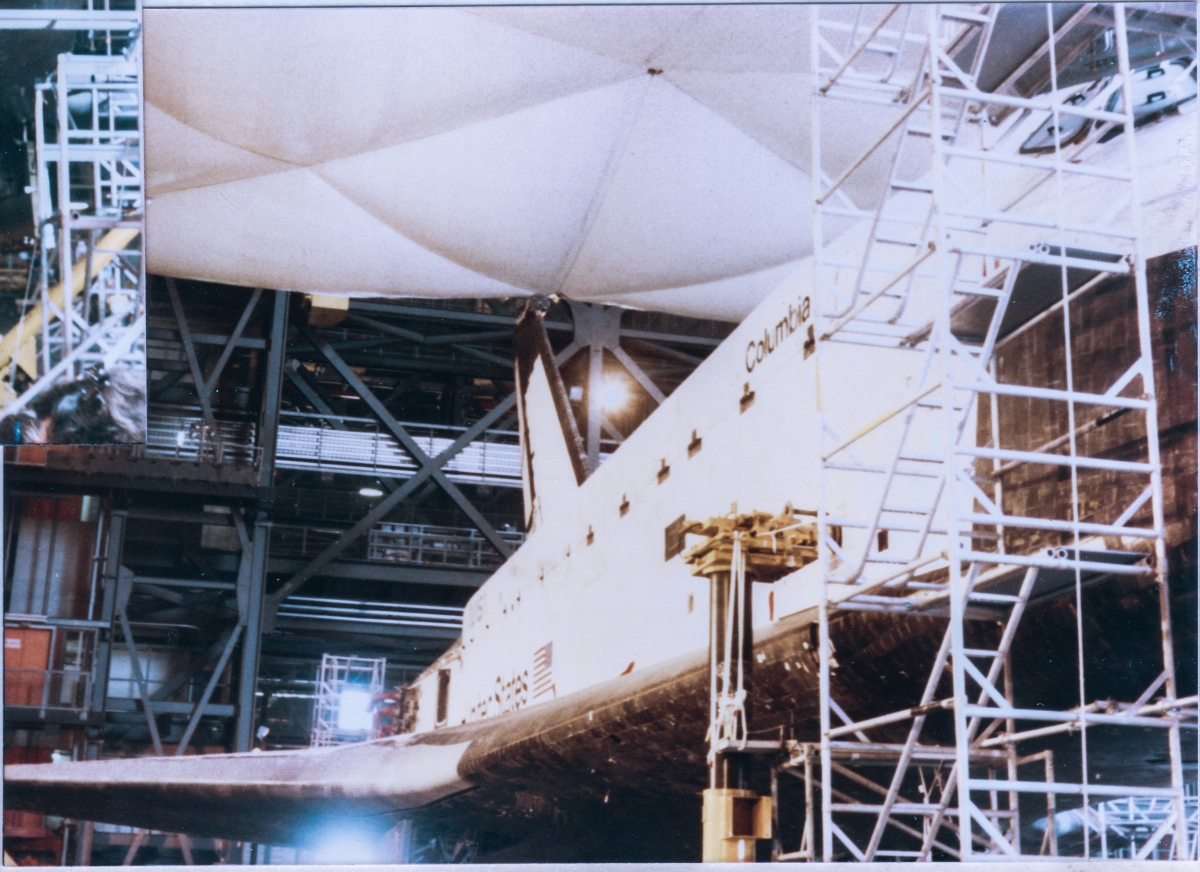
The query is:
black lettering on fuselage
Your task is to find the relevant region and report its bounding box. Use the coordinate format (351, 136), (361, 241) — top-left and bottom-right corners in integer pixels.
(746, 295), (813, 373)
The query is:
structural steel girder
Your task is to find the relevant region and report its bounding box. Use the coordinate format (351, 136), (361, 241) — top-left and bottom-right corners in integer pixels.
(234, 520), (270, 753)
(298, 324), (514, 557)
(258, 292), (289, 489)
(562, 300), (669, 467)
(350, 298), (726, 347)
(166, 278), (216, 430)
(164, 281), (273, 439)
(263, 377), (517, 626)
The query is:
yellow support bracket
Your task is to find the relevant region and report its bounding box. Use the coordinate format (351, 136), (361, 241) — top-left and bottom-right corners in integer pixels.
(0, 227), (140, 398)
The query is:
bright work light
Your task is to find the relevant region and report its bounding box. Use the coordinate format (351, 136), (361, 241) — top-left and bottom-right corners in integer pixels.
(601, 376), (630, 411)
(336, 688), (373, 733)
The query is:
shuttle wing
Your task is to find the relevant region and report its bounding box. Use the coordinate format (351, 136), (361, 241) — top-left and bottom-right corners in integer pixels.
(3, 604), (952, 850)
(3, 737), (475, 847)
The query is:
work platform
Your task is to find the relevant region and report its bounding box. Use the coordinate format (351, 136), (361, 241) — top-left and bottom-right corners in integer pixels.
(785, 3), (1197, 862)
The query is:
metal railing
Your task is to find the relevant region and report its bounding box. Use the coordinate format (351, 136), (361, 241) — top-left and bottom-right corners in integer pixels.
(274, 414), (522, 486)
(3, 667), (93, 716)
(271, 521), (523, 571)
(368, 522), (524, 569)
(277, 597), (464, 631)
(138, 411), (524, 484)
(3, 622), (97, 717)
(143, 412), (259, 466)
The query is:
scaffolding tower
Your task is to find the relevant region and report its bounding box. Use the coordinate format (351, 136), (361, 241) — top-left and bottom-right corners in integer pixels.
(310, 654), (387, 747)
(789, 2), (1195, 861)
(1, 2), (144, 425)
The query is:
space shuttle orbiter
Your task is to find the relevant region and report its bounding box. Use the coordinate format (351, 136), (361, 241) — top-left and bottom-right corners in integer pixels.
(6, 46), (1197, 858)
(3, 278), (951, 853)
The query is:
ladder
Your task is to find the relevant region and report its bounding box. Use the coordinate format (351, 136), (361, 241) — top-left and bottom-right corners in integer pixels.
(801, 3), (1193, 861)
(0, 5), (144, 422)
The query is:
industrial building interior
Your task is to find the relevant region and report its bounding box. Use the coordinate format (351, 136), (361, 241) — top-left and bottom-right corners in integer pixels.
(2, 0), (1198, 866)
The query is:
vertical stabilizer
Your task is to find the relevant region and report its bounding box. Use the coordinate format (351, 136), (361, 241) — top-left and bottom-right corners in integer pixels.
(514, 297), (588, 533)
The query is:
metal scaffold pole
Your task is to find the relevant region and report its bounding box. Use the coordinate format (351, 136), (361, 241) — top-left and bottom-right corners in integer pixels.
(0, 1), (145, 423)
(790, 2), (1197, 861)
(310, 654), (387, 748)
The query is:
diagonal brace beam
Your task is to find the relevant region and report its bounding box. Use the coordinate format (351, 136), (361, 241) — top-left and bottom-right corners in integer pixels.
(166, 278), (215, 430)
(817, 87), (931, 205)
(175, 626), (243, 756)
(265, 389), (516, 618)
(285, 360), (347, 431)
(148, 630), (238, 703)
(300, 325), (514, 557)
(203, 288), (263, 397)
(118, 611), (164, 757)
(609, 344), (666, 405)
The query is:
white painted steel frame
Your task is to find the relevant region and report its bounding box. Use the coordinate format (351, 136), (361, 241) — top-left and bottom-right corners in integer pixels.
(801, 3), (1193, 862)
(5, 6), (145, 423)
(309, 653), (386, 748)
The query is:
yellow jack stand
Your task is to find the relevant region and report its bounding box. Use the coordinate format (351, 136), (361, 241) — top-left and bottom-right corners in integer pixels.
(701, 788), (772, 862)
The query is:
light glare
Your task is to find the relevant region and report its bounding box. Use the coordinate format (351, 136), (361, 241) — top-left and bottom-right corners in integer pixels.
(601, 377), (629, 411)
(337, 689), (373, 733)
(308, 823), (383, 864)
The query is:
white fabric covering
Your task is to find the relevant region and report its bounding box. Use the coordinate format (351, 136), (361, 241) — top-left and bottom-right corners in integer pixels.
(144, 6), (1196, 321)
(144, 6), (834, 317)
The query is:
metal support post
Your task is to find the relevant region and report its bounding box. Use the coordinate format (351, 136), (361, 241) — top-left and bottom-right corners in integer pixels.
(707, 568), (755, 791)
(90, 509), (125, 712)
(681, 511), (818, 862)
(803, 3), (1193, 861)
(3, 30), (145, 421)
(258, 290), (288, 488)
(586, 343), (603, 470)
(73, 819), (94, 867)
(564, 301), (667, 467)
(54, 66), (72, 357)
(1111, 9), (1189, 857)
(234, 521), (270, 752)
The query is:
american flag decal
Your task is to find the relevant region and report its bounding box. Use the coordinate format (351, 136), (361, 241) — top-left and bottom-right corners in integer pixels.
(531, 642), (556, 700)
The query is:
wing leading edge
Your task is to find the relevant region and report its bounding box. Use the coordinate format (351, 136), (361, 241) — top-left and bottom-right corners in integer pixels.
(4, 603), (952, 852)
(3, 738), (473, 847)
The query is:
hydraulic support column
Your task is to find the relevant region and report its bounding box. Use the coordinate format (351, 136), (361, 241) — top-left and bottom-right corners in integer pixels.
(681, 509), (819, 862)
(701, 566), (761, 862)
(707, 568), (753, 793)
